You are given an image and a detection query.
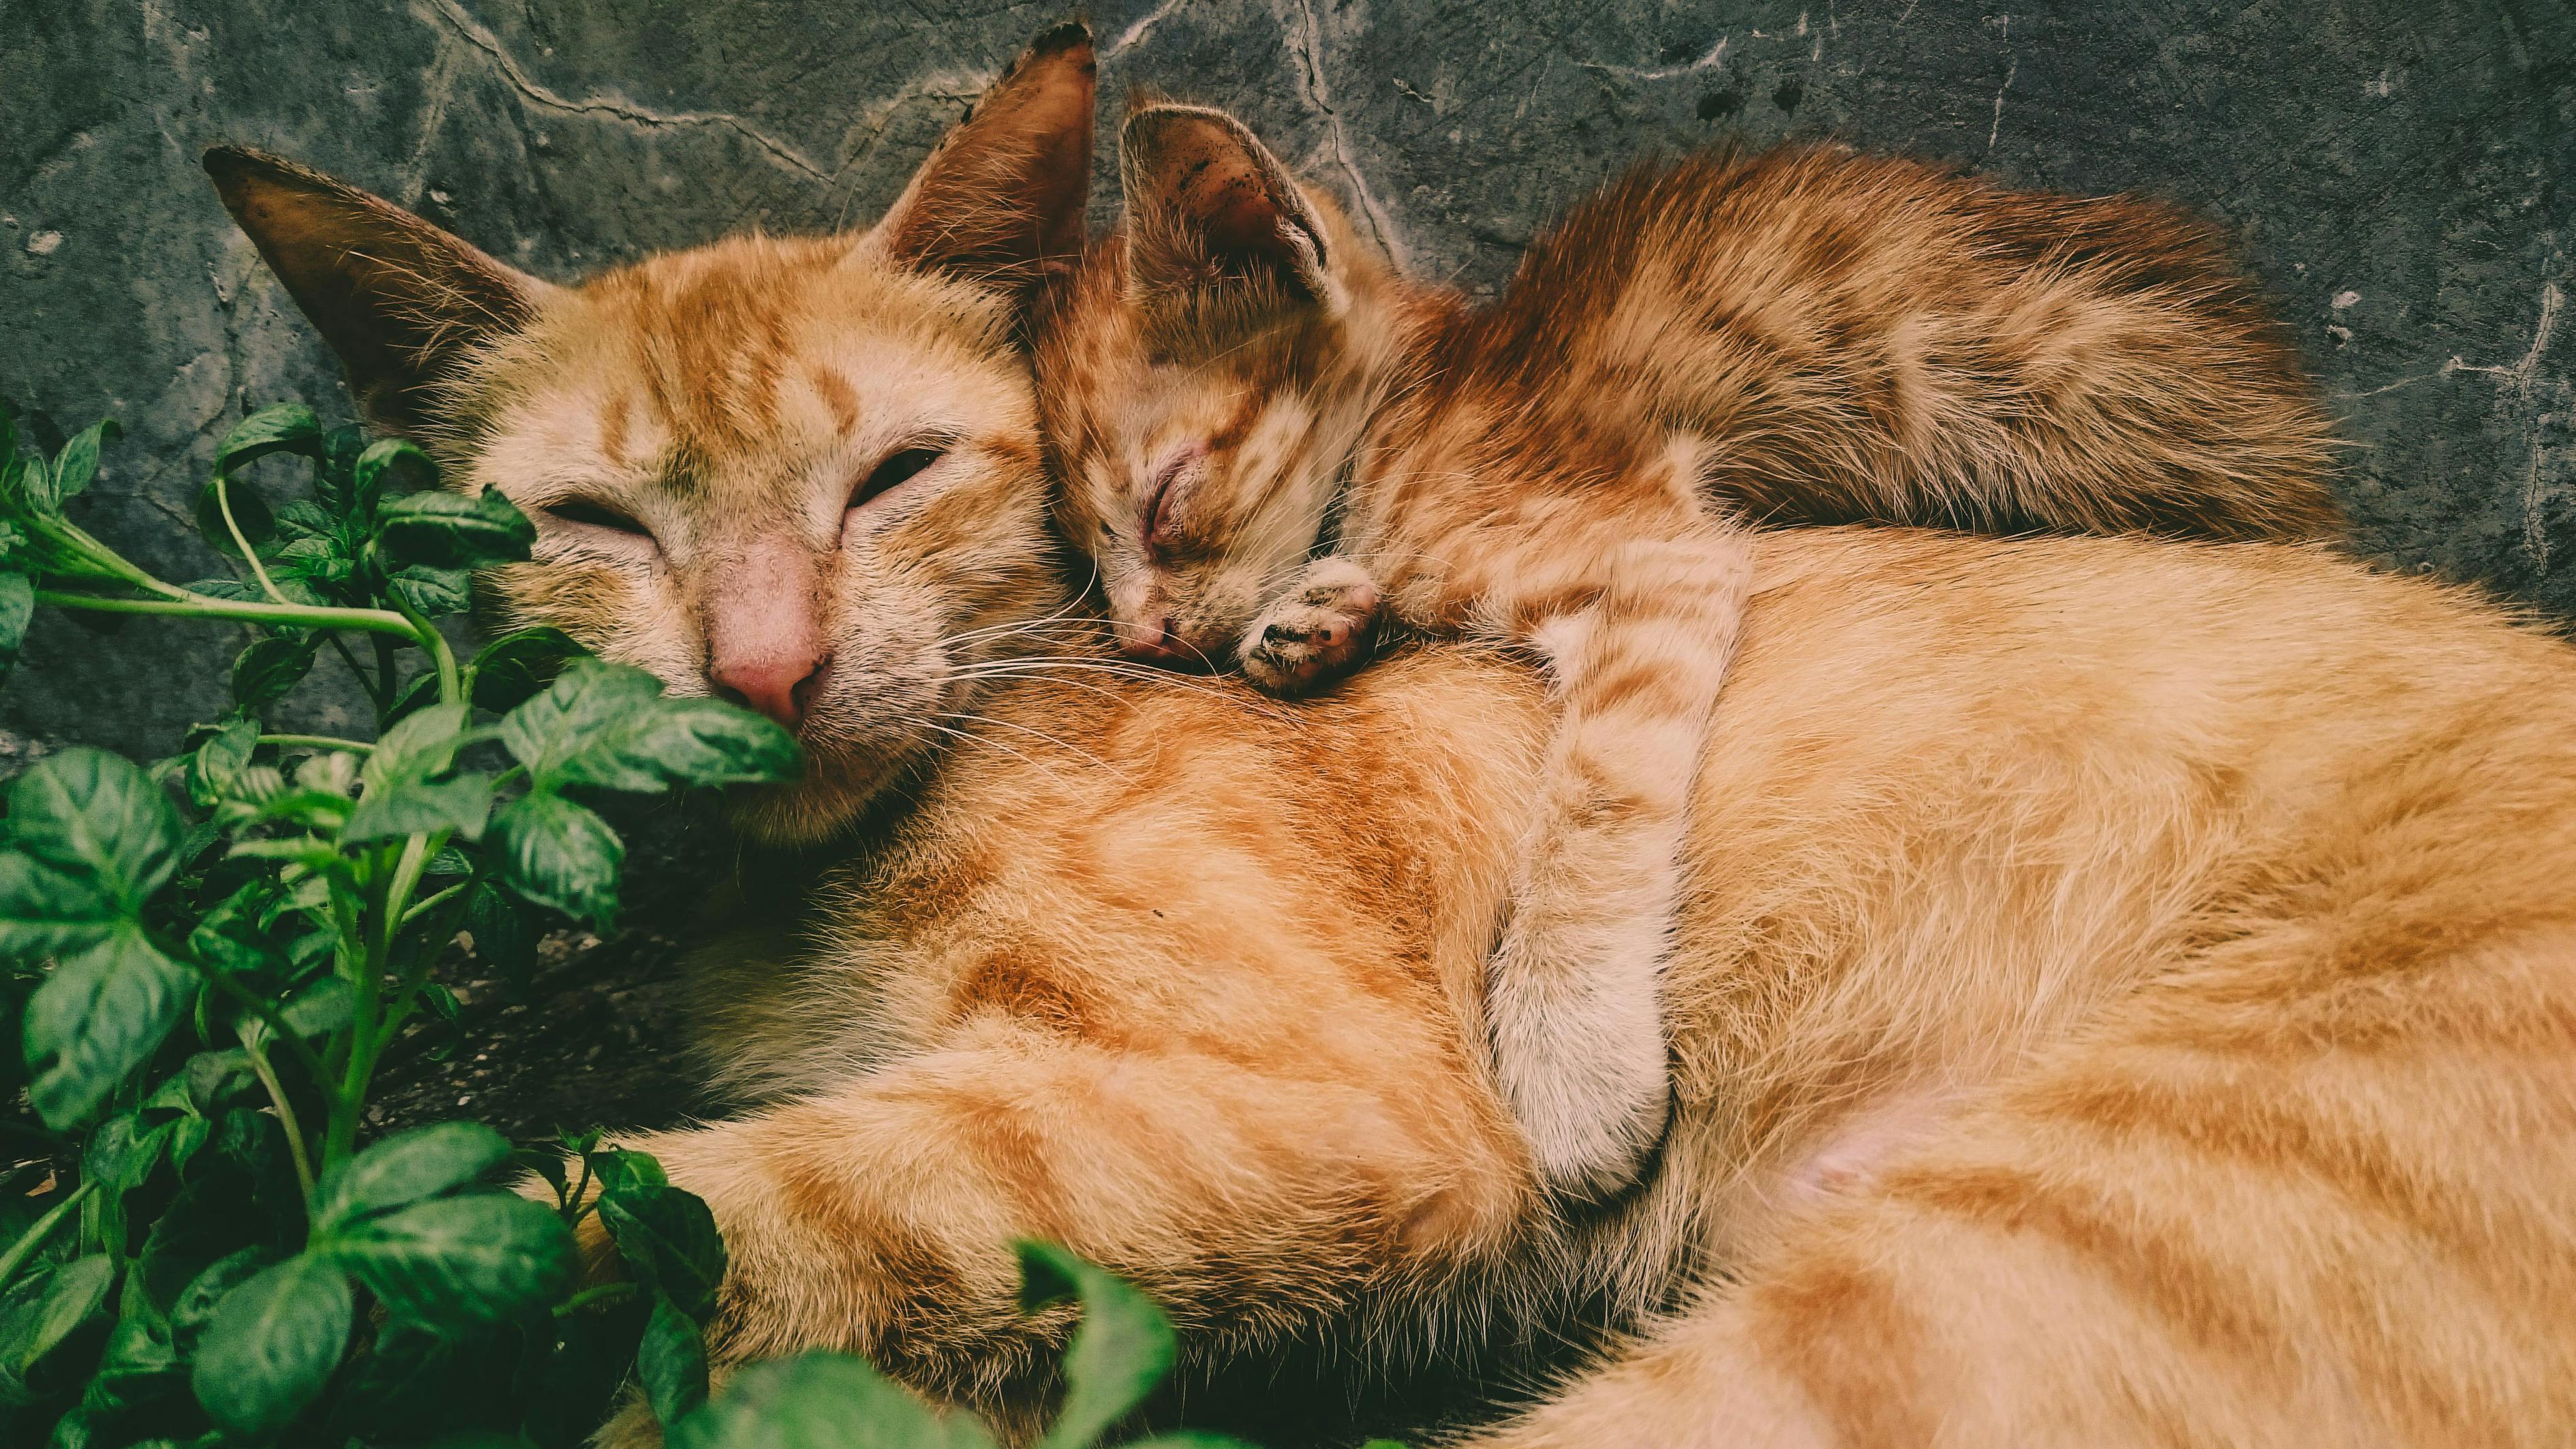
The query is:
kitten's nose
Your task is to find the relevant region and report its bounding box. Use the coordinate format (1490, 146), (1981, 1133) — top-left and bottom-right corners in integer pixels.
(713, 653), (830, 730)
(1117, 614), (1186, 663)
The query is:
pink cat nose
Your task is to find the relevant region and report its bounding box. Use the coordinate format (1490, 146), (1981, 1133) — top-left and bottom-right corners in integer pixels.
(1117, 615), (1186, 663)
(712, 652), (830, 731)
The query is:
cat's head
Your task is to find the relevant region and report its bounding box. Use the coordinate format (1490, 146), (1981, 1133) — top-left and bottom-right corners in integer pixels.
(1034, 101), (1425, 669)
(209, 22), (1097, 844)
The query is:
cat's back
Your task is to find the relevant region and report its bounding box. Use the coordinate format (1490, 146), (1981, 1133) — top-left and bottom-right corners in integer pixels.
(1431, 145), (2341, 542)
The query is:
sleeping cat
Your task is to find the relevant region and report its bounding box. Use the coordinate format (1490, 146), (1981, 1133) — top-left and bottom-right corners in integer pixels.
(207, 25), (2576, 1447)
(1035, 110), (2341, 1199)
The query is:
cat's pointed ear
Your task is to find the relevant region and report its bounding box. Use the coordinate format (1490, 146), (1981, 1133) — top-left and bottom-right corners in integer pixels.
(1119, 101), (1336, 312)
(203, 146), (559, 434)
(875, 20), (1097, 293)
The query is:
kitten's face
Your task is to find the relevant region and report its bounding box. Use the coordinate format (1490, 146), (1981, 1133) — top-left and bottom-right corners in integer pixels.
(1034, 103), (1393, 669)
(210, 24), (1097, 844)
(1039, 254), (1353, 669)
(462, 239), (1065, 842)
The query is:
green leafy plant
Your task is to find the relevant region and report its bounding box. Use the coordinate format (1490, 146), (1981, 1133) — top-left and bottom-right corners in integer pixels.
(0, 401), (795, 1446)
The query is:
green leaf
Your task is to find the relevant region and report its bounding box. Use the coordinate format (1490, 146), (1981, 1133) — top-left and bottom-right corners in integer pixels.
(1017, 1241), (1176, 1449)
(144, 1050), (257, 1118)
(192, 472), (277, 559)
(0, 851), (121, 962)
(595, 1155), (725, 1322)
(183, 716), (261, 808)
(320, 1193), (575, 1326)
(6, 747), (183, 909)
(343, 771), (493, 844)
(9, 1253), (113, 1375)
(61, 1306), (188, 1438)
(501, 660), (798, 794)
(190, 1253), (352, 1441)
(640, 1296), (709, 1424)
(0, 571), (31, 671)
(666, 1352), (996, 1449)
(275, 976), (354, 1038)
(23, 925), (191, 1127)
(315, 1122), (512, 1234)
(468, 627), (583, 714)
(231, 632), (320, 707)
(35, 420), (121, 513)
(489, 791), (623, 930)
(463, 881), (537, 983)
(390, 563), (473, 617)
(375, 489), (535, 570)
(352, 437), (436, 515)
(213, 404), (325, 476)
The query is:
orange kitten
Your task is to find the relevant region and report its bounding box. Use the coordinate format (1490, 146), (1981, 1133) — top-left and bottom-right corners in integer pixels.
(1035, 111), (2340, 1198)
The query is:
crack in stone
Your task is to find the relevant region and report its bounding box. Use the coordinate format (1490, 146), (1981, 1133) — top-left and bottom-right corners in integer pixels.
(417, 0), (831, 185)
(1106, 0), (1195, 58)
(1578, 36), (1728, 81)
(1278, 0), (1404, 266)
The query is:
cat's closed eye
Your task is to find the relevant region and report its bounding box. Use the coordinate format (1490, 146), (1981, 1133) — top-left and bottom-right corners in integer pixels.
(852, 445), (948, 510)
(545, 496), (654, 543)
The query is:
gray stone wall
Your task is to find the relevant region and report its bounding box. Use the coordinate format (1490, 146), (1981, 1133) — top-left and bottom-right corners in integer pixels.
(3, 0), (2570, 759)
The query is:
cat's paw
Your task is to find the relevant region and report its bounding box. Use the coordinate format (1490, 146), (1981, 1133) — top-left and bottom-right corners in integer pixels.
(1240, 558), (1381, 696)
(1487, 919), (1673, 1203)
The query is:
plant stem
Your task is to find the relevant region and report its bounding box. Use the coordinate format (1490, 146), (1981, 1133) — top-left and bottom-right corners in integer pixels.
(398, 880), (467, 926)
(242, 1037), (319, 1212)
(262, 733), (375, 754)
(37, 588), (420, 641)
(169, 941), (331, 1085)
(553, 1282), (640, 1315)
(215, 472), (290, 605)
(389, 591), (461, 703)
(0, 1182), (94, 1289)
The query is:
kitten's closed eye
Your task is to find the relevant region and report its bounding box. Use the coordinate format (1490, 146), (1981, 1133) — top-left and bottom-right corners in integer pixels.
(852, 445), (948, 509)
(545, 497), (654, 542)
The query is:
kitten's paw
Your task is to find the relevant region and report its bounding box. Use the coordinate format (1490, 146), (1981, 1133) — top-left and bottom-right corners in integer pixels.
(1240, 558), (1381, 696)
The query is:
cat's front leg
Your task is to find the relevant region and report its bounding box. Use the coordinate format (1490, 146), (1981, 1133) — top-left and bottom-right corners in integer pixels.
(1239, 555), (1383, 695)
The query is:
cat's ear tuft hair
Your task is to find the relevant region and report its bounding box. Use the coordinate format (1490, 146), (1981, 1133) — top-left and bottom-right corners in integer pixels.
(876, 19), (1097, 296)
(1119, 102), (1336, 315)
(203, 146), (558, 435)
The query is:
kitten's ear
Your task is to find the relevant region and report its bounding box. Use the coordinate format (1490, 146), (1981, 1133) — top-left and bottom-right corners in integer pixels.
(876, 20), (1097, 292)
(1119, 102), (1335, 311)
(203, 147), (558, 434)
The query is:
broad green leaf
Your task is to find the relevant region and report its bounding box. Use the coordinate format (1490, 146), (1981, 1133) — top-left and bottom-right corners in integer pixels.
(60, 1306), (187, 1437)
(321, 1193), (575, 1326)
(144, 1050), (256, 1118)
(501, 660), (797, 794)
(184, 716), (261, 808)
(390, 563), (473, 617)
(640, 1296), (709, 1424)
(0, 570), (31, 669)
(666, 1351), (996, 1449)
(213, 403), (325, 475)
(0, 851), (121, 961)
(497, 660), (663, 787)
(344, 771), (493, 844)
(468, 626), (583, 714)
(367, 703), (468, 793)
(9, 1253), (113, 1375)
(83, 1114), (174, 1260)
(489, 791), (622, 930)
(351, 436), (435, 517)
(192, 472), (277, 559)
(181, 574), (265, 602)
(1017, 1240), (1176, 1449)
(596, 1157), (725, 1322)
(231, 632), (320, 707)
(275, 975), (354, 1038)
(191, 1253), (352, 1440)
(315, 1122), (512, 1234)
(312, 425), (371, 517)
(375, 489), (535, 569)
(47, 420), (119, 504)
(23, 925), (191, 1127)
(169, 1249), (271, 1342)
(5, 747), (183, 909)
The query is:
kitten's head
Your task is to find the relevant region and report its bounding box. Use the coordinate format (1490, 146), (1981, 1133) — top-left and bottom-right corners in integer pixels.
(209, 22), (1097, 844)
(1034, 102), (1415, 669)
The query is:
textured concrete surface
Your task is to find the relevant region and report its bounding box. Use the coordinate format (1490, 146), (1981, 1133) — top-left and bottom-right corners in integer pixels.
(2, 0), (2570, 757)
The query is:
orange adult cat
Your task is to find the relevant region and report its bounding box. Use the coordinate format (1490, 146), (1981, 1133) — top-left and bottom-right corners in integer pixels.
(209, 25), (2576, 1447)
(1037, 106), (2339, 1198)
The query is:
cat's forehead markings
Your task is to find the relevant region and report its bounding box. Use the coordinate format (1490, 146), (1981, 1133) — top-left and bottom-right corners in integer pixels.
(598, 390), (633, 472)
